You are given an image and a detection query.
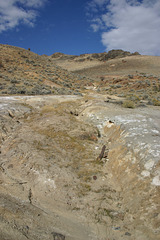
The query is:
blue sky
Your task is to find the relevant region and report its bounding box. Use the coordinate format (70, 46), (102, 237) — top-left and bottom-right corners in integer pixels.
(0, 0), (160, 56)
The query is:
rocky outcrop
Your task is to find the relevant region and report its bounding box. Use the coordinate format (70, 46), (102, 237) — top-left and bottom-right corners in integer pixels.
(51, 52), (66, 58)
(86, 49), (138, 61)
(50, 50), (140, 62)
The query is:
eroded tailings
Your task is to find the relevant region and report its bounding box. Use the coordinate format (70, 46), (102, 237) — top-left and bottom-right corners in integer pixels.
(0, 95), (160, 240)
(78, 95), (160, 239)
(101, 119), (160, 240)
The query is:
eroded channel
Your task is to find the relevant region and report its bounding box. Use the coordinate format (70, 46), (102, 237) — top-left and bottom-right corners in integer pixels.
(0, 95), (160, 240)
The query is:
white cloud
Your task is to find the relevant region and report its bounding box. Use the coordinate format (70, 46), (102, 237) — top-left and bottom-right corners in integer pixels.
(19, 0), (47, 8)
(93, 0), (106, 6)
(88, 0), (160, 55)
(90, 17), (103, 32)
(0, 0), (47, 33)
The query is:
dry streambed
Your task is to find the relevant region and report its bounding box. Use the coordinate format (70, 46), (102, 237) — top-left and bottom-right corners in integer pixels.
(0, 95), (160, 240)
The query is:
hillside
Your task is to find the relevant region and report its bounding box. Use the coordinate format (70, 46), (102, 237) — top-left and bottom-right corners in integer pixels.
(53, 53), (160, 106)
(1, 44), (160, 106)
(0, 45), (160, 240)
(0, 44), (87, 96)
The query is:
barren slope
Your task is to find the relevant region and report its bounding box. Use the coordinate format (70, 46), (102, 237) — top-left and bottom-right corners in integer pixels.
(71, 55), (160, 77)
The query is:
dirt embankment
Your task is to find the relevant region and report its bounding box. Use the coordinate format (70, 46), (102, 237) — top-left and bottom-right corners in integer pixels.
(0, 95), (160, 240)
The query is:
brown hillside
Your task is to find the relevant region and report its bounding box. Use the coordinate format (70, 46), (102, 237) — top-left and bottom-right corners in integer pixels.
(0, 44), (87, 96)
(54, 54), (160, 105)
(0, 44), (160, 106)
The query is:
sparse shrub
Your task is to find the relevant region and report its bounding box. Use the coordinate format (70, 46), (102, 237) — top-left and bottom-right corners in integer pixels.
(122, 100), (135, 108)
(152, 85), (159, 92)
(100, 76), (105, 81)
(10, 79), (19, 84)
(128, 75), (133, 79)
(152, 99), (160, 106)
(126, 94), (140, 103)
(0, 59), (3, 68)
(142, 94), (149, 100)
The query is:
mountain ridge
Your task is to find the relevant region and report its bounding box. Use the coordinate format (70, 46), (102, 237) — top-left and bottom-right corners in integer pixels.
(50, 49), (140, 61)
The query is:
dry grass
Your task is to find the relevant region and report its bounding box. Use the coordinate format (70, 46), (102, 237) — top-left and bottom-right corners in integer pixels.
(122, 100), (135, 108)
(41, 105), (56, 113)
